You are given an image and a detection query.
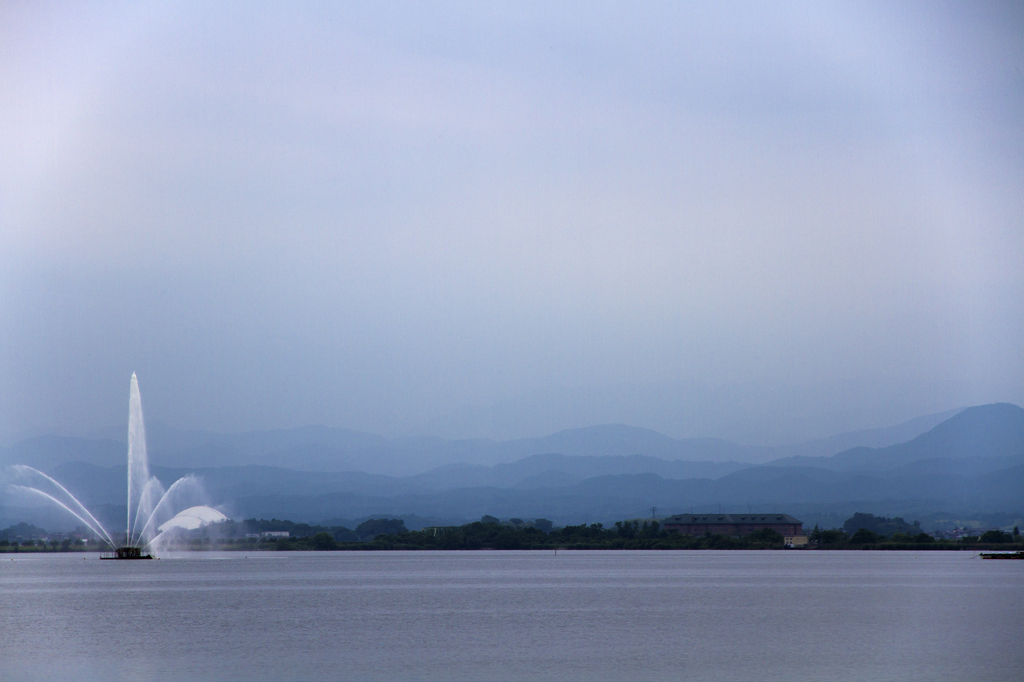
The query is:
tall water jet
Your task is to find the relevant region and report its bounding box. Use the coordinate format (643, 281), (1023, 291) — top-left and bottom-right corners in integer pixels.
(127, 372), (150, 548)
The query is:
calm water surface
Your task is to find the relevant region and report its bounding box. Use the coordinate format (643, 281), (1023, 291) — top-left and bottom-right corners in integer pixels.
(1, 550), (1020, 682)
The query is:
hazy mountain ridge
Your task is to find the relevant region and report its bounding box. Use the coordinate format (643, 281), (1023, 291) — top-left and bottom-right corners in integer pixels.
(223, 461), (1023, 527)
(404, 454), (751, 490)
(766, 404), (1024, 471)
(33, 453), (750, 509)
(3, 404), (1021, 530)
(0, 408), (967, 475)
(0, 436), (126, 471)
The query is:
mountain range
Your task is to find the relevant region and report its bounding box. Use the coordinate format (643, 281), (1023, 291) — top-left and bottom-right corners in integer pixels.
(0, 406), (962, 474)
(1, 404), (1021, 531)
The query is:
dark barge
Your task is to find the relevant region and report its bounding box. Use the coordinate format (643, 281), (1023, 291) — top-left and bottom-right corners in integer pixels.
(979, 551), (1024, 560)
(101, 547), (153, 560)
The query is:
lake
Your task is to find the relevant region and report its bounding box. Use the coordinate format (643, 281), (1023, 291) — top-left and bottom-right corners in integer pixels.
(1, 550), (1020, 681)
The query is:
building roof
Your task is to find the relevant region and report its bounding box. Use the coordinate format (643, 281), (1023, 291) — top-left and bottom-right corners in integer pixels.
(663, 513), (802, 525)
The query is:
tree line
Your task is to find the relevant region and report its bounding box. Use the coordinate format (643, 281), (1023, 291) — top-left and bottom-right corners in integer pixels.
(3, 513), (1020, 552)
(232, 515), (1022, 551)
(252, 518), (794, 551)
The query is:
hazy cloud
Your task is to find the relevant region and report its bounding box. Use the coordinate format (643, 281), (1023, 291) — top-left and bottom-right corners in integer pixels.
(2, 1), (1022, 443)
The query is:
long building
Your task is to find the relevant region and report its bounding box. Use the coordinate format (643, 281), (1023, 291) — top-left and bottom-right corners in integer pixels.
(662, 513), (802, 537)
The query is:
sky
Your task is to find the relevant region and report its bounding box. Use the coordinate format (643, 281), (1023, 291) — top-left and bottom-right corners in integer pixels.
(1, 1), (1022, 445)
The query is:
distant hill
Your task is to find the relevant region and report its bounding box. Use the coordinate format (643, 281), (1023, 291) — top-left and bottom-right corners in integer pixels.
(758, 408), (962, 460)
(488, 425), (747, 464)
(4, 404), (1021, 532)
(34, 453), (749, 509)
(1, 408), (964, 474)
(0, 436), (125, 471)
(768, 403), (1024, 471)
(220, 460), (1023, 527)
(406, 453), (749, 490)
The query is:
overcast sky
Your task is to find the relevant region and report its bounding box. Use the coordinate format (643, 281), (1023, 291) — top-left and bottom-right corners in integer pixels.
(2, 1), (1022, 445)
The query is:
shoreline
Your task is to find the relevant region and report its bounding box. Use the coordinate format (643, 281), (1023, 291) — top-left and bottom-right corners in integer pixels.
(3, 542), (1019, 554)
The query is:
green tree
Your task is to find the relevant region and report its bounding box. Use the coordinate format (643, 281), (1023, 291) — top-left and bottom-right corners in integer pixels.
(815, 529), (847, 545)
(355, 518), (407, 541)
(614, 520), (638, 539)
(310, 532), (337, 550)
(980, 530), (1011, 544)
(849, 529), (880, 544)
(493, 528), (521, 550)
(843, 513), (918, 537)
(331, 527), (359, 543)
(639, 521), (661, 539)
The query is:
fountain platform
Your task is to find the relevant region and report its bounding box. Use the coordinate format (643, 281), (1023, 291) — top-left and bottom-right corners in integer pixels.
(101, 547), (153, 560)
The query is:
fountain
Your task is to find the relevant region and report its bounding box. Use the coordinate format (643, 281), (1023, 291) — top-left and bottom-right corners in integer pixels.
(7, 373), (225, 559)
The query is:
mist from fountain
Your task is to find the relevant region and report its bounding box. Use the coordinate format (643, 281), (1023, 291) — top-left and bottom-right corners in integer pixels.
(137, 474), (207, 544)
(5, 373), (223, 554)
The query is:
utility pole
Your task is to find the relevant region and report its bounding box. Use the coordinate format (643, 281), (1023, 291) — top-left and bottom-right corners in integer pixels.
(651, 506), (657, 519)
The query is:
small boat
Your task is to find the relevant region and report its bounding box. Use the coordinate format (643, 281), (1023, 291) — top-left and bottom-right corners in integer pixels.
(979, 551), (1024, 560)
